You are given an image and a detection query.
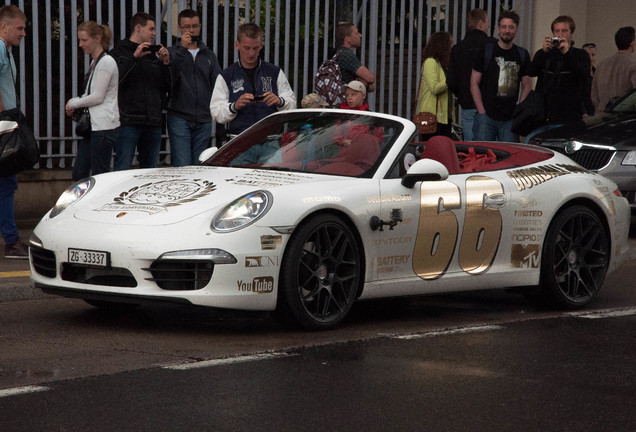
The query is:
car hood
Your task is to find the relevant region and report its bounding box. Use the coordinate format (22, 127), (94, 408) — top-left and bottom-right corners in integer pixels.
(531, 112), (636, 147)
(70, 166), (320, 226)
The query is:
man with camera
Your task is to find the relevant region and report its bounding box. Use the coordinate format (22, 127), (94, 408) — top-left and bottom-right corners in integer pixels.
(529, 15), (592, 128)
(167, 9), (221, 166)
(110, 12), (171, 171)
(210, 23), (296, 138)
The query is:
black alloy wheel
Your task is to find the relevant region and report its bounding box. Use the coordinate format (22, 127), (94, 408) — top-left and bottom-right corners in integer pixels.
(538, 205), (610, 308)
(278, 214), (362, 330)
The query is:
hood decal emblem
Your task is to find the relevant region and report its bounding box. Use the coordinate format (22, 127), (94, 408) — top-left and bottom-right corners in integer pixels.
(95, 179), (217, 215)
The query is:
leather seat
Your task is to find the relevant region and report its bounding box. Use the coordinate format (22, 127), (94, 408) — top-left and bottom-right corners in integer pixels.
(419, 135), (459, 174)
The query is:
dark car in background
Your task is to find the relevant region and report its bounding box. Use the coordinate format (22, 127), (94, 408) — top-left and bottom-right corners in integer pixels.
(529, 89), (636, 211)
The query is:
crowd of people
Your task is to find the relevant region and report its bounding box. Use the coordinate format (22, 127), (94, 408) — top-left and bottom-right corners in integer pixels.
(418, 9), (636, 144)
(2, 5), (636, 259)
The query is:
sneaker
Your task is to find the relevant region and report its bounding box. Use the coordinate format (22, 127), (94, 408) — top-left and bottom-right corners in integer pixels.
(4, 239), (29, 259)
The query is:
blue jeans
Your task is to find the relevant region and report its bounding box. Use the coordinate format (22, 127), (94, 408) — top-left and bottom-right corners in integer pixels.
(460, 108), (477, 141)
(167, 114), (211, 167)
(114, 125), (161, 171)
(73, 129), (118, 181)
(473, 113), (519, 143)
(0, 174), (18, 245)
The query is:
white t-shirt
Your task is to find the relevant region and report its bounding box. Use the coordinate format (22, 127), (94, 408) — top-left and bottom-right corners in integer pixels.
(67, 54), (120, 131)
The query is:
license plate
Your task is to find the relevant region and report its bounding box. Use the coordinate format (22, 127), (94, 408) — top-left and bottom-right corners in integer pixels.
(68, 248), (110, 267)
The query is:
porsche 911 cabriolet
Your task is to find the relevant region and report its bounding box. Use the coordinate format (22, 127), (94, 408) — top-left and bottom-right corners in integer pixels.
(30, 109), (631, 330)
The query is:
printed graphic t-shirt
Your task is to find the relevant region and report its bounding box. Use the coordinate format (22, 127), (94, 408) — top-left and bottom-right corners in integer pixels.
(474, 43), (529, 121)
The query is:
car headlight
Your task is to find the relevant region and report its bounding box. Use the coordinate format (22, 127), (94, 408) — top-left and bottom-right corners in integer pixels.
(622, 151), (636, 166)
(212, 191), (272, 232)
(49, 178), (94, 218)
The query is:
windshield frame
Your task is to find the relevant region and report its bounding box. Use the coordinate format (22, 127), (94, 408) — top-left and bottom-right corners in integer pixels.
(203, 109), (410, 179)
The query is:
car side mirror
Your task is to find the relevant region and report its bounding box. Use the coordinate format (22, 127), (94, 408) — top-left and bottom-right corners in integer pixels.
(401, 158), (449, 188)
(198, 147), (219, 163)
(605, 96), (620, 112)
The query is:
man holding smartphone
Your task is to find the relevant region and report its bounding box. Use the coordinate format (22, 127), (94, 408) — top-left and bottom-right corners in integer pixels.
(167, 9), (221, 166)
(210, 23), (296, 137)
(110, 12), (171, 171)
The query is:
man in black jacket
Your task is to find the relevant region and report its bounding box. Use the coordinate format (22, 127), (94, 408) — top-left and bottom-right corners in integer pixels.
(110, 12), (171, 171)
(447, 9), (495, 141)
(167, 9), (221, 166)
(529, 15), (592, 126)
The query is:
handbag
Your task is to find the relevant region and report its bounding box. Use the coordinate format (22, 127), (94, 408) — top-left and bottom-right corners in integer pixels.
(73, 108), (91, 138)
(511, 90), (545, 136)
(0, 108), (39, 176)
(0, 44), (39, 177)
(413, 112), (437, 134)
(412, 74), (438, 134)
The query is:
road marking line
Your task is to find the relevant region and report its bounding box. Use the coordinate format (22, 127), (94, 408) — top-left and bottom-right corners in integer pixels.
(571, 307), (636, 319)
(163, 352), (298, 370)
(392, 324), (503, 340)
(0, 385), (50, 398)
(0, 270), (30, 278)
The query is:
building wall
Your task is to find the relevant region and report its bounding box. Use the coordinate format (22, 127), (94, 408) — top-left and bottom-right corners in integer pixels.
(586, 0), (636, 63)
(532, 0), (636, 64)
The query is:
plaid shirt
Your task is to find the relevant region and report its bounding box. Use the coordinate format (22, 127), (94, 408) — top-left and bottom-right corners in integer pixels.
(337, 47), (362, 84)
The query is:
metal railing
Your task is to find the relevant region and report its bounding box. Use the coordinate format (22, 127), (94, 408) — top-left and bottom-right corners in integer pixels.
(10, 0), (531, 170)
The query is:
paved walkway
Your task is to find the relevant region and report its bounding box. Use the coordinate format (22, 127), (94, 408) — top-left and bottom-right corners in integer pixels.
(0, 225), (48, 302)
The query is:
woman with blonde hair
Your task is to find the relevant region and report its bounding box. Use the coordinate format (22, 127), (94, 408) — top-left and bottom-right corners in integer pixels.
(415, 31), (453, 139)
(65, 21), (119, 181)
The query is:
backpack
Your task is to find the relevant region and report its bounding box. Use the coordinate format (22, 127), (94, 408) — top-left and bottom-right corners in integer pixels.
(314, 49), (346, 106)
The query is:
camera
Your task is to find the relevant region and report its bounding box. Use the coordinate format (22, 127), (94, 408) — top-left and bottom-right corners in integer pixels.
(253, 95), (265, 101)
(143, 44), (161, 54)
(190, 35), (200, 42)
(551, 37), (561, 48)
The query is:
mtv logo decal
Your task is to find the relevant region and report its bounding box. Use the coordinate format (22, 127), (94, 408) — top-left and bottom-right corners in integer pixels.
(510, 244), (541, 268)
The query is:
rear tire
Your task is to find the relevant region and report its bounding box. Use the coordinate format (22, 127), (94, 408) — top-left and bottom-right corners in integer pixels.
(533, 205), (609, 308)
(276, 214), (362, 330)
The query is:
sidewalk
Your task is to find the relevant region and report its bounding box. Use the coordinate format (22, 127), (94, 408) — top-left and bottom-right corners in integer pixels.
(0, 224), (50, 302)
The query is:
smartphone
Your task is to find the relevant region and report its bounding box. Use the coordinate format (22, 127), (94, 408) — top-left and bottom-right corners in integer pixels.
(253, 95), (265, 101)
(143, 44), (161, 54)
(190, 35), (200, 42)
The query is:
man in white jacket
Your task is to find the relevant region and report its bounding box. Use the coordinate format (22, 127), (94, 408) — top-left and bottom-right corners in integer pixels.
(210, 23), (295, 138)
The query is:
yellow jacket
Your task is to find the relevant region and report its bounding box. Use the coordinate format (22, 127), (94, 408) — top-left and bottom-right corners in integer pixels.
(415, 58), (448, 125)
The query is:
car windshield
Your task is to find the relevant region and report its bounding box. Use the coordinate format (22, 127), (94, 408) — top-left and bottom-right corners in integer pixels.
(609, 89), (636, 113)
(204, 110), (404, 178)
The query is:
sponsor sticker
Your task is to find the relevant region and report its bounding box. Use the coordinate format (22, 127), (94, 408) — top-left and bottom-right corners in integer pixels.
(261, 235), (283, 250)
(245, 256), (280, 267)
(237, 276), (274, 294)
(510, 244), (541, 268)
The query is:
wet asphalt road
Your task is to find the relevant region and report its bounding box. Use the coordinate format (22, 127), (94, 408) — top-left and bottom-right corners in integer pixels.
(1, 312), (635, 431)
(1, 230), (635, 430)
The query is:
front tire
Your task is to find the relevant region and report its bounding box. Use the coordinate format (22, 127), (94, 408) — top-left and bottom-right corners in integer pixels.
(277, 214), (362, 330)
(536, 205), (610, 308)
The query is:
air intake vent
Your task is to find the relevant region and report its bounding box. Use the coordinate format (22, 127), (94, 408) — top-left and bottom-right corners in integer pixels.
(145, 260), (214, 291)
(31, 246), (57, 278)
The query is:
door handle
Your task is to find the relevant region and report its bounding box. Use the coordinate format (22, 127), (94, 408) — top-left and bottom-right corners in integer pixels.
(484, 193), (507, 209)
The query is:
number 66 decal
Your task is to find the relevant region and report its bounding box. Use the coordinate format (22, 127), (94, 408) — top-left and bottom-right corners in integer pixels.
(413, 176), (504, 280)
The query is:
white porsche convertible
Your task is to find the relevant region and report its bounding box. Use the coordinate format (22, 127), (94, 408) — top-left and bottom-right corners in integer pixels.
(30, 110), (631, 330)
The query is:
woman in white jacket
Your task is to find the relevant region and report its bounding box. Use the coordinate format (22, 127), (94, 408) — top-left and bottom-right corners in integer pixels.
(65, 21), (119, 181)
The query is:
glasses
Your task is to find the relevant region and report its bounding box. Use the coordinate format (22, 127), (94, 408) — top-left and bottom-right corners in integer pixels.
(179, 24), (200, 30)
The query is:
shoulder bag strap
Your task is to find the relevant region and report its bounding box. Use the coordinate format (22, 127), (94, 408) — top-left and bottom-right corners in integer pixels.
(413, 60), (440, 116)
(5, 43), (20, 109)
(83, 51), (106, 96)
